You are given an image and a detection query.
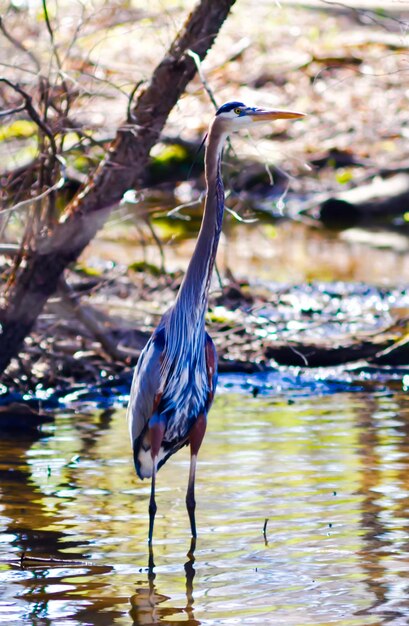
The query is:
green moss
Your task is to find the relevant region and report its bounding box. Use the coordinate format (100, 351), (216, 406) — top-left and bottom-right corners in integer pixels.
(0, 120), (37, 141)
(74, 263), (103, 277)
(149, 143), (200, 183)
(128, 261), (162, 276)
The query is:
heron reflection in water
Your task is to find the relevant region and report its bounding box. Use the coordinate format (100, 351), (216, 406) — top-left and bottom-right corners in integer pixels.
(127, 101), (304, 543)
(130, 545), (198, 625)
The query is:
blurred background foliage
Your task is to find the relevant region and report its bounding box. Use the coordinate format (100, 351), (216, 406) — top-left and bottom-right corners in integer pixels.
(1, 0), (409, 262)
(1, 0), (409, 389)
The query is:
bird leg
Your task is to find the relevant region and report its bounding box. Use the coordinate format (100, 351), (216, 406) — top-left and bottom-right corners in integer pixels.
(148, 419), (165, 545)
(186, 414), (207, 539)
(186, 454), (197, 538)
(148, 460), (158, 545)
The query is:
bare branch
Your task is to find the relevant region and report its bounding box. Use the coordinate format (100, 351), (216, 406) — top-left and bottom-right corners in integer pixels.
(1, 177), (65, 217)
(319, 0), (409, 31)
(0, 16), (41, 72)
(0, 103), (26, 117)
(127, 80), (145, 123)
(187, 49), (218, 111)
(0, 78), (57, 158)
(58, 278), (126, 362)
(41, 0), (71, 117)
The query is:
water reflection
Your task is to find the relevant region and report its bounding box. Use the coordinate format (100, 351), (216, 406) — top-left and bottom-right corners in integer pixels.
(356, 392), (409, 623)
(0, 419), (127, 625)
(130, 542), (198, 625)
(1, 390), (409, 624)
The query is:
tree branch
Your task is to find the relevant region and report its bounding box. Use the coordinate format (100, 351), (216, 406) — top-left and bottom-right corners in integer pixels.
(0, 0), (237, 375)
(0, 78), (57, 158)
(0, 16), (41, 72)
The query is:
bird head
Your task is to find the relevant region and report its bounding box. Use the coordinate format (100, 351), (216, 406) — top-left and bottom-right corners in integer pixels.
(214, 101), (304, 132)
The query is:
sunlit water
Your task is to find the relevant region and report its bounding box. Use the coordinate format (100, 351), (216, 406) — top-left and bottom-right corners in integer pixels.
(1, 382), (409, 625)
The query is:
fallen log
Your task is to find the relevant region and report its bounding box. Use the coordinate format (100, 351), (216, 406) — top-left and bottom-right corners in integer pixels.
(264, 338), (394, 367)
(0, 402), (53, 430)
(372, 332), (409, 366)
(317, 173), (409, 229)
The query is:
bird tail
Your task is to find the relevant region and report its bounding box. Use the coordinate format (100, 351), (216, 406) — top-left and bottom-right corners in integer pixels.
(134, 445), (154, 479)
(133, 433), (189, 479)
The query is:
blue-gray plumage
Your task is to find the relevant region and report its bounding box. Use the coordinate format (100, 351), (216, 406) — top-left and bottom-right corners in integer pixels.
(127, 101), (304, 544)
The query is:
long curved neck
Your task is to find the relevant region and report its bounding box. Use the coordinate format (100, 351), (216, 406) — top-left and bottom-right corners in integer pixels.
(174, 120), (227, 320)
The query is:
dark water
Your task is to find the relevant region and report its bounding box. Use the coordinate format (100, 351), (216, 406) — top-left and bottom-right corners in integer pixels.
(1, 375), (409, 625)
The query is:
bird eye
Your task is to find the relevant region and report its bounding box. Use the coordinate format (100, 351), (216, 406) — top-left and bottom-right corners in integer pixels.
(234, 107), (241, 115)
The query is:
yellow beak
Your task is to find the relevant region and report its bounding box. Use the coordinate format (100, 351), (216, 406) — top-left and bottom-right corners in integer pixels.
(250, 109), (305, 122)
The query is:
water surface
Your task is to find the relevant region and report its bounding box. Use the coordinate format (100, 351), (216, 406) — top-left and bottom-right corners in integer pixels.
(1, 383), (409, 625)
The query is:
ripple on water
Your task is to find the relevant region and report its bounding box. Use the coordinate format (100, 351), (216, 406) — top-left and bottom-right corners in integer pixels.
(0, 388), (409, 624)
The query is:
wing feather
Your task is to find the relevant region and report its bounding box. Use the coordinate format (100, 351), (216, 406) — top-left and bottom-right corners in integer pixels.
(126, 326), (165, 447)
(205, 332), (218, 407)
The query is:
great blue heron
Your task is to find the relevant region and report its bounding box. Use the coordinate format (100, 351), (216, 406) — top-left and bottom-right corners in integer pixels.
(127, 101), (304, 544)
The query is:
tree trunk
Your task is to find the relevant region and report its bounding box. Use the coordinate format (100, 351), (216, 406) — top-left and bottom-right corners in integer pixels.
(0, 0), (236, 375)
